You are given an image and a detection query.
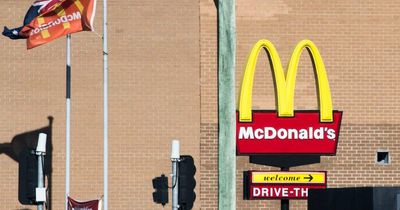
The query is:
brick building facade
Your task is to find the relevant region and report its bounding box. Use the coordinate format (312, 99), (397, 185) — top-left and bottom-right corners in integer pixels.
(1, 0), (400, 209)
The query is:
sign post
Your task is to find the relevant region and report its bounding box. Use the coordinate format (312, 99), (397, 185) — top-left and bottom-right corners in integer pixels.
(218, 0), (236, 209)
(171, 140), (180, 210)
(36, 133), (47, 210)
(280, 168), (289, 210)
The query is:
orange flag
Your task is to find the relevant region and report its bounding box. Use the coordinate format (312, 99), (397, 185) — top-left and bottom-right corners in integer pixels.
(21, 0), (96, 49)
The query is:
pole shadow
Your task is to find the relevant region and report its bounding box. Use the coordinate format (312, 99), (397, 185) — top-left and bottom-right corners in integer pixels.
(0, 116), (53, 210)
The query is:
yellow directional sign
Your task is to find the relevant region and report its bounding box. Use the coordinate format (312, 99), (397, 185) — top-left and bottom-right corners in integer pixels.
(251, 171), (326, 184)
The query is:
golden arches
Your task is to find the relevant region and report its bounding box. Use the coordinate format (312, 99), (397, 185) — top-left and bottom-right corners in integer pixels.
(239, 40), (333, 122)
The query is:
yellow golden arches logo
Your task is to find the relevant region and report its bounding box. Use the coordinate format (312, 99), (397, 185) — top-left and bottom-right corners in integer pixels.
(239, 40), (333, 123)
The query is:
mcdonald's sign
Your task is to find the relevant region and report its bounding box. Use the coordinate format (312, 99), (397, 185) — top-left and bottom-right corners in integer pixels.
(236, 40), (343, 155)
(21, 0), (96, 49)
(243, 171), (327, 199)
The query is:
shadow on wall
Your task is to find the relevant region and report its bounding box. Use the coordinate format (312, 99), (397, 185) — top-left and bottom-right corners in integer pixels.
(0, 116), (53, 210)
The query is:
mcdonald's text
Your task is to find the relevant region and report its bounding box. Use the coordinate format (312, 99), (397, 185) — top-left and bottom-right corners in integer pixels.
(30, 12), (82, 36)
(236, 111), (342, 155)
(238, 126), (336, 140)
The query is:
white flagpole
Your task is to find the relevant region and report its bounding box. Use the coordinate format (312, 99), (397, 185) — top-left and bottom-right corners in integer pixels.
(65, 34), (71, 210)
(102, 0), (109, 208)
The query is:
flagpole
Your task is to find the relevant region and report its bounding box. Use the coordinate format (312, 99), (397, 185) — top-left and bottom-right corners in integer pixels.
(102, 0), (109, 208)
(65, 34), (71, 210)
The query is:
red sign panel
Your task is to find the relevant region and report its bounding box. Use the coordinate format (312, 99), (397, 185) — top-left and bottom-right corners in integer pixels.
(250, 185), (326, 199)
(236, 111), (343, 155)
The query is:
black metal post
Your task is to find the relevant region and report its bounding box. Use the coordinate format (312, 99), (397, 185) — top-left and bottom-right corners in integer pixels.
(281, 199), (289, 210)
(281, 167), (289, 210)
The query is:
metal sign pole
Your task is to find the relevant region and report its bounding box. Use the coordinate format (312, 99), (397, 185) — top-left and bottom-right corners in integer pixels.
(38, 153), (44, 210)
(171, 160), (179, 210)
(171, 140), (180, 210)
(218, 0), (236, 209)
(37, 133), (47, 210)
(281, 199), (289, 210)
(281, 167), (290, 210)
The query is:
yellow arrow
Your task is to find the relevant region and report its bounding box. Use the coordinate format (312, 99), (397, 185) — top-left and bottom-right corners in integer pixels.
(252, 172), (326, 184)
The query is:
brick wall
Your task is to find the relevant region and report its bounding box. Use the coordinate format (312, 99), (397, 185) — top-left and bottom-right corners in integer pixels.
(200, 0), (218, 209)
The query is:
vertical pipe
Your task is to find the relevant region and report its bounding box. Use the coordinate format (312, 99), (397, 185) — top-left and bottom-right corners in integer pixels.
(103, 0), (109, 207)
(172, 161), (179, 210)
(65, 34), (71, 210)
(281, 199), (289, 210)
(218, 0), (236, 209)
(38, 154), (44, 210)
(171, 140), (180, 210)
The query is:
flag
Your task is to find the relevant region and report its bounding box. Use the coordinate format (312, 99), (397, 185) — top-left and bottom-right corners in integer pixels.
(67, 196), (102, 210)
(2, 0), (61, 40)
(3, 0), (97, 49)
